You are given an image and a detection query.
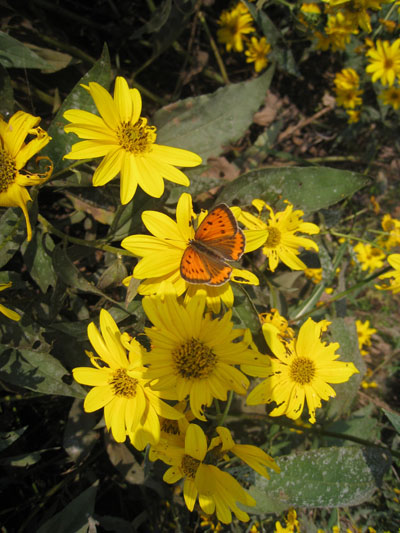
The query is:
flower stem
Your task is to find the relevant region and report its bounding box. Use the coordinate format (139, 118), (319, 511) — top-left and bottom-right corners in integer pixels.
(198, 11), (230, 85)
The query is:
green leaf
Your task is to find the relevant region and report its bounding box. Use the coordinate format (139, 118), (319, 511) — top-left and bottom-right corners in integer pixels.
(325, 318), (366, 421)
(0, 344), (86, 398)
(0, 426), (27, 452)
(21, 230), (56, 293)
(325, 405), (380, 446)
(154, 67), (275, 161)
(383, 408), (400, 434)
(41, 43), (111, 172)
(0, 32), (52, 70)
(0, 207), (30, 268)
(247, 446), (391, 514)
(63, 399), (99, 463)
(37, 483), (98, 533)
(217, 166), (369, 213)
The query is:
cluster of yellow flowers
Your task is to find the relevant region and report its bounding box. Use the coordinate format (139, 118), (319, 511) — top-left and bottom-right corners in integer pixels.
(2, 73), (399, 526)
(217, 3), (271, 72)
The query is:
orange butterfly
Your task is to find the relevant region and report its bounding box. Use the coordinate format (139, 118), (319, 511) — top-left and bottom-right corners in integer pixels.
(180, 204), (246, 286)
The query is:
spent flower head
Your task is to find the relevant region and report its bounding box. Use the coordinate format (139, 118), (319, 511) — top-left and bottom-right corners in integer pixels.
(64, 77), (201, 204)
(0, 111), (51, 241)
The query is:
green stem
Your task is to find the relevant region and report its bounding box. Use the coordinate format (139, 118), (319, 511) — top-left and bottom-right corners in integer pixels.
(38, 214), (134, 257)
(198, 12), (230, 85)
(328, 229), (387, 251)
(216, 391), (234, 427)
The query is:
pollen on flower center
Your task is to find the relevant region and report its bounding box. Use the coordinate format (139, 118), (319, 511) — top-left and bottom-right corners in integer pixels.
(172, 337), (217, 379)
(181, 454), (200, 478)
(109, 368), (138, 398)
(116, 118), (157, 155)
(385, 58), (393, 69)
(265, 226), (281, 248)
(290, 357), (316, 385)
(0, 149), (17, 193)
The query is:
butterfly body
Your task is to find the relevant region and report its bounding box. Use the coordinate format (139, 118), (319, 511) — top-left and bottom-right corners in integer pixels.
(180, 204), (245, 286)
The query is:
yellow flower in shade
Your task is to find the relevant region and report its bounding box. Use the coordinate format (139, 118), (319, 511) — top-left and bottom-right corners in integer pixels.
(315, 12), (358, 51)
(161, 423), (256, 524)
(379, 213), (400, 249)
(259, 308), (294, 340)
(379, 86), (400, 109)
(356, 319), (376, 355)
(376, 253), (400, 293)
(353, 242), (386, 273)
(366, 39), (400, 86)
(236, 199), (320, 272)
(121, 193), (258, 313)
(72, 309), (182, 448)
(243, 318), (359, 424)
(301, 3), (321, 13)
(142, 287), (263, 421)
(346, 109), (361, 123)
(209, 426), (280, 479)
(0, 282), (21, 321)
(334, 68), (363, 109)
(274, 509), (300, 533)
(0, 111), (51, 241)
(304, 267), (323, 284)
(217, 3), (255, 52)
(245, 37), (271, 73)
(63, 77), (202, 205)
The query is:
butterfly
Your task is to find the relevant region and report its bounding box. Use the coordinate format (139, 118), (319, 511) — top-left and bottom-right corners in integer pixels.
(180, 203), (246, 286)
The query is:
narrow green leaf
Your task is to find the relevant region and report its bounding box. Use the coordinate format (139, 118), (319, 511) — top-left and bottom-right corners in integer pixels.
(37, 483), (98, 533)
(247, 446), (391, 514)
(154, 67), (275, 161)
(0, 32), (52, 69)
(383, 408), (400, 434)
(0, 207), (29, 268)
(0, 426), (27, 452)
(21, 230), (56, 293)
(0, 344), (86, 398)
(217, 166), (369, 213)
(41, 43), (111, 172)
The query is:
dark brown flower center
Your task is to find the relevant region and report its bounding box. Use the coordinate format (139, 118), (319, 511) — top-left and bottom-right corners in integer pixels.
(290, 357), (316, 385)
(116, 118), (156, 155)
(172, 338), (217, 379)
(109, 368), (138, 398)
(265, 226), (281, 248)
(181, 454), (200, 479)
(0, 149), (17, 193)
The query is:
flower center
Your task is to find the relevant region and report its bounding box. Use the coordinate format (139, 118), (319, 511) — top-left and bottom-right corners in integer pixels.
(384, 58), (393, 70)
(172, 338), (217, 379)
(290, 357), (315, 385)
(160, 418), (180, 435)
(0, 149), (17, 193)
(181, 454), (200, 479)
(109, 368), (138, 398)
(116, 118), (157, 155)
(265, 226), (281, 248)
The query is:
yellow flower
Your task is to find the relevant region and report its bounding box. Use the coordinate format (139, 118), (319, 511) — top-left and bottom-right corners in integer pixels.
(346, 109), (361, 123)
(304, 267), (323, 284)
(72, 309), (182, 448)
(274, 509), (300, 533)
(379, 213), (400, 249)
(0, 111), (51, 241)
(356, 319), (376, 355)
(379, 86), (400, 109)
(0, 282), (21, 321)
(244, 318), (359, 423)
(353, 242), (386, 273)
(366, 39), (400, 86)
(121, 193), (258, 313)
(142, 287), (263, 421)
(63, 77), (201, 204)
(259, 308), (295, 339)
(245, 36), (271, 72)
(334, 68), (363, 109)
(315, 12), (358, 51)
(209, 426), (280, 479)
(376, 253), (400, 293)
(161, 424), (257, 523)
(237, 199), (320, 272)
(217, 3), (255, 52)
(301, 3), (321, 14)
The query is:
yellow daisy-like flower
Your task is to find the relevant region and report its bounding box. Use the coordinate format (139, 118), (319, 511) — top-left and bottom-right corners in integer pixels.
(334, 67), (360, 91)
(346, 109), (361, 123)
(301, 3), (322, 14)
(0, 282), (21, 321)
(379, 86), (400, 109)
(320, 12), (358, 51)
(63, 77), (202, 205)
(355, 319), (376, 355)
(121, 193), (258, 313)
(161, 423), (256, 524)
(142, 287), (263, 421)
(376, 253), (400, 293)
(274, 508), (300, 533)
(259, 308), (294, 340)
(353, 242), (386, 273)
(72, 309), (182, 448)
(366, 39), (400, 86)
(335, 88), (363, 109)
(245, 36), (271, 73)
(236, 199), (320, 272)
(304, 267), (323, 284)
(0, 111), (51, 241)
(379, 213), (400, 249)
(217, 3), (255, 53)
(243, 318), (359, 424)
(209, 426), (280, 479)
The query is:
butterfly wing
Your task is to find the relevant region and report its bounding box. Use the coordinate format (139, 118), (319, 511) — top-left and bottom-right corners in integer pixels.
(180, 245), (212, 284)
(195, 204), (245, 261)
